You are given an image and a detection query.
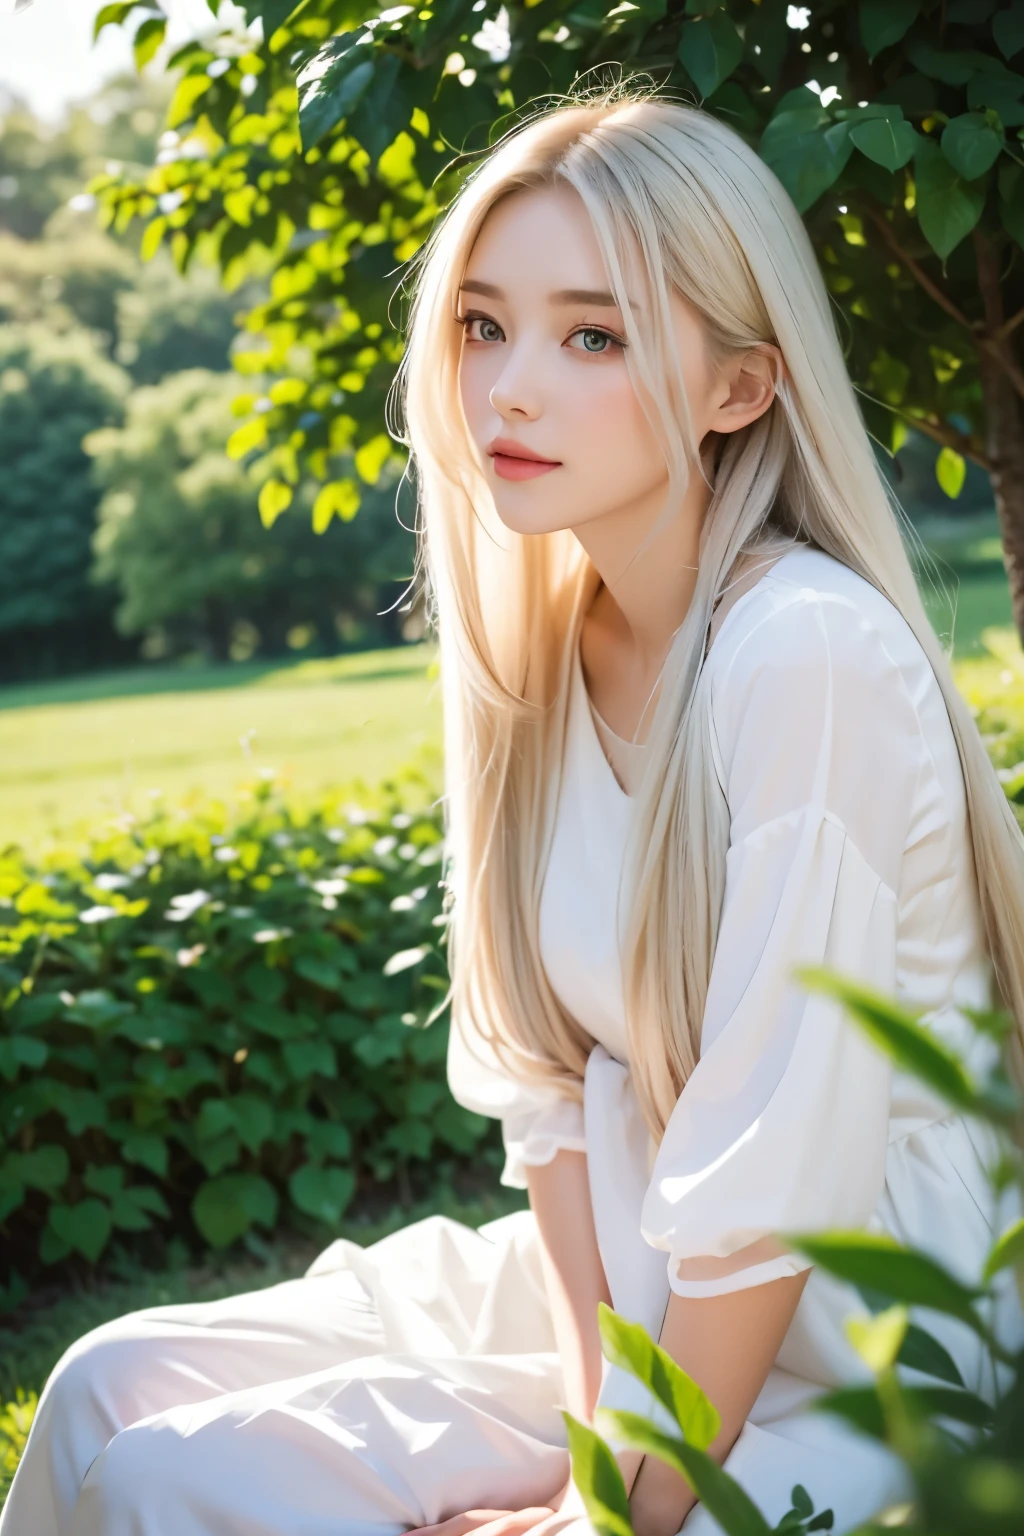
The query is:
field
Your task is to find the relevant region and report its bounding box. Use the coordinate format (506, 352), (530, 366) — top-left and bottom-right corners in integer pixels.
(0, 514), (1012, 853)
(0, 643), (444, 852)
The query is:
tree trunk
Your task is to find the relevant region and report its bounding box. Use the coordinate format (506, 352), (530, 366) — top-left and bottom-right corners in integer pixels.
(974, 229), (1024, 645)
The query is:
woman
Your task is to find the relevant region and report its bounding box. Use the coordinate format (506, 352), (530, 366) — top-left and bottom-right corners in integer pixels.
(4, 84), (1023, 1536)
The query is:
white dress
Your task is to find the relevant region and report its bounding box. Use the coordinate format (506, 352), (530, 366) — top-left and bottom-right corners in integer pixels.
(4, 546), (1021, 1536)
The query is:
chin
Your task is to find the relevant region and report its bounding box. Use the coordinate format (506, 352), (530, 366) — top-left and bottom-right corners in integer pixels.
(491, 494), (577, 537)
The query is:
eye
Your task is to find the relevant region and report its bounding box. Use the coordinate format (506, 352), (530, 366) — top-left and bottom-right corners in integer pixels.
(567, 327), (623, 355)
(458, 313), (504, 343)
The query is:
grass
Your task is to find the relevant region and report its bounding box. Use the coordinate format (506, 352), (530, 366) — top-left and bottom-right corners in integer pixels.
(0, 641), (444, 853)
(0, 515), (1014, 854)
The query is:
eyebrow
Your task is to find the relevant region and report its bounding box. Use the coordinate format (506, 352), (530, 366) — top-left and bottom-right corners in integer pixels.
(459, 279), (638, 309)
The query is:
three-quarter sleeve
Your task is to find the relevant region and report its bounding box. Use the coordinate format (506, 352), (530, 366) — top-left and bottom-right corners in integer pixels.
(447, 1009), (586, 1189)
(640, 589), (925, 1298)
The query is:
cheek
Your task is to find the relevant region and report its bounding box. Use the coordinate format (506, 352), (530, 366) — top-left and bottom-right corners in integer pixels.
(457, 348), (495, 446)
(565, 361), (662, 482)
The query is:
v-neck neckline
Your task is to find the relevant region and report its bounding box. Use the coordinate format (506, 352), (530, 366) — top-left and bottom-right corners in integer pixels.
(573, 635), (639, 803)
(572, 547), (803, 803)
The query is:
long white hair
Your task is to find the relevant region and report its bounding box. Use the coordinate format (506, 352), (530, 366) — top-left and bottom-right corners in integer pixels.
(392, 81), (1024, 1140)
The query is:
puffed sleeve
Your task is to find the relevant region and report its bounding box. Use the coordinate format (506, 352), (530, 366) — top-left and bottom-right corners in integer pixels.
(640, 589), (924, 1297)
(447, 1008), (586, 1189)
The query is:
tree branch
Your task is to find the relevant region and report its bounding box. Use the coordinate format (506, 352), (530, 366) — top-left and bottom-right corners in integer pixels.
(892, 408), (991, 473)
(863, 206), (1024, 404)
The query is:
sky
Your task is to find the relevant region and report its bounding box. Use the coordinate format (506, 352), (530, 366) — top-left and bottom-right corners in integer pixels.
(0, 0), (248, 121)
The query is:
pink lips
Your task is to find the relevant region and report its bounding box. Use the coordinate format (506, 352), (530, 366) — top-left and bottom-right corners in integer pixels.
(487, 438), (561, 482)
(492, 453), (560, 481)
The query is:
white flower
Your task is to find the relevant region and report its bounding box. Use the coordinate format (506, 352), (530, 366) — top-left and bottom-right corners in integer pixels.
(176, 943), (207, 967)
(165, 889), (211, 922)
(313, 879), (348, 897)
(374, 835), (398, 857)
(214, 846), (240, 863)
(472, 8), (510, 61)
(390, 895), (416, 912)
(254, 927), (293, 944)
(93, 872), (131, 891)
(79, 905), (118, 924)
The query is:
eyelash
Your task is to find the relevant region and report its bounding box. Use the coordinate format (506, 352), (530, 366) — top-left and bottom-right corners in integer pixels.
(455, 311), (626, 354)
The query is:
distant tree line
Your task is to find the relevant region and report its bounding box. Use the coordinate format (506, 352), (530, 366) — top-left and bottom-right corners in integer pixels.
(0, 75), (417, 684)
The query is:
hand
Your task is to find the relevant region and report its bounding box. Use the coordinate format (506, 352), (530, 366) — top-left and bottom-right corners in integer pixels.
(407, 1483), (585, 1536)
(406, 1508), (557, 1536)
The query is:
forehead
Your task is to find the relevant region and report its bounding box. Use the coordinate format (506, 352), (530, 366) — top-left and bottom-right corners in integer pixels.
(463, 183), (612, 288)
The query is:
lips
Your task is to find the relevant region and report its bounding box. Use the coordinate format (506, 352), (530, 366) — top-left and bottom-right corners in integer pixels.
(487, 439), (560, 465)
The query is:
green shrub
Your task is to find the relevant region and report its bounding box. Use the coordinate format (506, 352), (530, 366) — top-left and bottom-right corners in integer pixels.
(0, 766), (493, 1296)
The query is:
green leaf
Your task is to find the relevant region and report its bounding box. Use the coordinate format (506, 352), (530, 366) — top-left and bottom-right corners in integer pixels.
(785, 1232), (986, 1331)
(83, 1164), (125, 1200)
(140, 215), (168, 263)
(119, 1131), (169, 1177)
(312, 479), (360, 531)
(228, 1094), (274, 1154)
(167, 71), (213, 130)
(677, 12), (743, 100)
(941, 114), (1004, 180)
(258, 478), (293, 528)
(596, 1303), (720, 1450)
(288, 1163), (355, 1225)
(191, 1173), (278, 1248)
(5, 1145), (70, 1193)
(898, 1322), (966, 1387)
(995, 5), (1024, 60)
(595, 1411), (771, 1536)
(792, 968), (982, 1115)
(239, 1001), (312, 1040)
(759, 111), (854, 213)
(354, 433), (393, 487)
(859, 0), (921, 61)
(849, 115), (918, 171)
(914, 135), (986, 259)
(815, 1383), (993, 1441)
(846, 1305), (908, 1373)
(936, 445), (967, 498)
(562, 1412), (633, 1536)
(47, 1199), (113, 1263)
(281, 1036), (337, 1080)
(133, 15), (167, 69)
(94, 2), (150, 40)
(293, 955), (341, 991)
(983, 1217), (1024, 1281)
(298, 31), (375, 151)
(906, 40), (985, 87)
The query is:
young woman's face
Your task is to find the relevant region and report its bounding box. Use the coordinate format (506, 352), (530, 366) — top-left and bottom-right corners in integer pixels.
(456, 182), (713, 538)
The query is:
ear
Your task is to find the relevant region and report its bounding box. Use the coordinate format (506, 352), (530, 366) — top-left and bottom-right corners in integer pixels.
(712, 343), (785, 436)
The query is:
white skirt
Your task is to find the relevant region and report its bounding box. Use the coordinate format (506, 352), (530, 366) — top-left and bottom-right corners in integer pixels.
(0, 1209), (909, 1536)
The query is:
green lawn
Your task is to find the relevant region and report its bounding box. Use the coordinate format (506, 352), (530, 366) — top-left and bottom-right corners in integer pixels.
(0, 642), (444, 852)
(0, 515), (1013, 854)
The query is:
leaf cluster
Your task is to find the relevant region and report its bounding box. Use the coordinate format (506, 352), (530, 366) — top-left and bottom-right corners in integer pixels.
(89, 1), (1024, 515)
(0, 765), (492, 1295)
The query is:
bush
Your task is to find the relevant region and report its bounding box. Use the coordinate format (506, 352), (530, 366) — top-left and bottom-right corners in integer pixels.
(0, 765), (493, 1299)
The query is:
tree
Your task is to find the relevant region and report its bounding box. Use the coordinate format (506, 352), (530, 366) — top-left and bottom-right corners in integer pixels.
(0, 324), (130, 680)
(93, 1), (1024, 633)
(87, 367), (415, 660)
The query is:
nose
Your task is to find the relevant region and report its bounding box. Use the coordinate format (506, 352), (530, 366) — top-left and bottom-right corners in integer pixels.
(487, 341), (542, 421)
